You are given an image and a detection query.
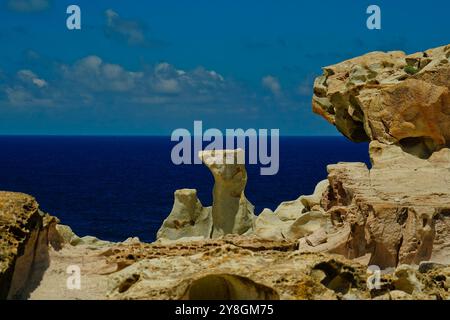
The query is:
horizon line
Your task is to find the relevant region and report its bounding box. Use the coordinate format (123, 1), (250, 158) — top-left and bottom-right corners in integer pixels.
(0, 134), (344, 138)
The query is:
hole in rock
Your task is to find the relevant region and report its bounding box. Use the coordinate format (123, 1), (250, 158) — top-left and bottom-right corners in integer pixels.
(440, 209), (450, 217)
(396, 208), (408, 225)
(434, 209), (450, 221)
(399, 137), (436, 159)
(348, 122), (369, 142)
(313, 261), (357, 295)
(183, 274), (279, 300)
(118, 273), (140, 293)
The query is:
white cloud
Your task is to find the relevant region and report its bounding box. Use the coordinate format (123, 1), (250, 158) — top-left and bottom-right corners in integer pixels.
(5, 86), (52, 107)
(262, 75), (282, 96)
(61, 55), (142, 92)
(151, 78), (181, 94)
(0, 55), (235, 108)
(17, 69), (48, 88)
(148, 62), (226, 96)
(7, 0), (49, 12)
(105, 9), (147, 46)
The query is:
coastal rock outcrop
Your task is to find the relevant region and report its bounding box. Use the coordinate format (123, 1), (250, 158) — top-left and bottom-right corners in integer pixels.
(99, 236), (448, 300)
(254, 209), (292, 240)
(299, 141), (450, 268)
(23, 233), (450, 300)
(313, 44), (450, 158)
(56, 224), (111, 247)
(199, 149), (255, 238)
(272, 179), (328, 220)
(0, 192), (61, 299)
(254, 179), (330, 241)
(157, 189), (212, 240)
(301, 44), (450, 269)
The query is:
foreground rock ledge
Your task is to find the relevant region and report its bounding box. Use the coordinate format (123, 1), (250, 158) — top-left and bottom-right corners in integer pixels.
(30, 235), (450, 300)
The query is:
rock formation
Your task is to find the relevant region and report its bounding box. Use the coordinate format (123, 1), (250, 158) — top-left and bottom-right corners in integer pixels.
(199, 149), (255, 238)
(253, 208), (292, 240)
(312, 44), (450, 158)
(0, 192), (61, 299)
(298, 141), (450, 268)
(299, 44), (450, 269)
(156, 149), (255, 241)
(156, 189), (212, 240)
(105, 237), (450, 300)
(254, 180), (330, 241)
(27, 235), (450, 300)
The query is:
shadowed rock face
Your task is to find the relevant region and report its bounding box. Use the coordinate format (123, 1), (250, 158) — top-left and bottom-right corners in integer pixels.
(199, 149), (255, 238)
(0, 192), (60, 299)
(182, 274), (280, 300)
(313, 45), (450, 158)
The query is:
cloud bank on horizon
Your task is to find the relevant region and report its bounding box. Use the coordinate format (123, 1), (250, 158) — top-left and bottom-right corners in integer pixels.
(0, 0), (449, 135)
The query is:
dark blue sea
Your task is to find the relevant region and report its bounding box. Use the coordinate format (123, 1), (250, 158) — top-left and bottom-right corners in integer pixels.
(0, 136), (369, 242)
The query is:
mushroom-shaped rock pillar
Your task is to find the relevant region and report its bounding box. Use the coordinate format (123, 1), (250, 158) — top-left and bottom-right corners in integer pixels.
(198, 149), (255, 238)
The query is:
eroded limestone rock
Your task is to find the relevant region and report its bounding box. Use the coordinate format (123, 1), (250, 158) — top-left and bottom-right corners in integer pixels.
(393, 265), (423, 295)
(0, 192), (60, 299)
(299, 142), (450, 268)
(56, 224), (80, 245)
(199, 149), (255, 238)
(313, 44), (450, 158)
(255, 180), (330, 241)
(274, 179), (329, 221)
(56, 224), (111, 247)
(157, 189), (212, 240)
(273, 198), (305, 221)
(105, 236), (367, 300)
(285, 211), (330, 240)
(299, 179), (329, 212)
(254, 209), (291, 240)
(99, 236), (449, 300)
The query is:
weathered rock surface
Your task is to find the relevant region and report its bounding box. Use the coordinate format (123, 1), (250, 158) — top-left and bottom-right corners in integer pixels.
(313, 44), (450, 158)
(299, 179), (329, 212)
(199, 149), (255, 238)
(27, 235), (448, 300)
(105, 237), (363, 300)
(0, 191), (447, 300)
(255, 179), (330, 241)
(0, 192), (60, 299)
(285, 211), (330, 240)
(254, 209), (292, 240)
(56, 224), (111, 247)
(273, 198), (305, 221)
(157, 189), (212, 240)
(299, 141), (450, 268)
(273, 179), (328, 220)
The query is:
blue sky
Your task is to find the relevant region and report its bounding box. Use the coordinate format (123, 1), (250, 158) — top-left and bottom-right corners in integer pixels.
(0, 0), (449, 135)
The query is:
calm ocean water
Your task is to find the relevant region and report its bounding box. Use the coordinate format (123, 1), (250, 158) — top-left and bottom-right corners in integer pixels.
(0, 136), (369, 242)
